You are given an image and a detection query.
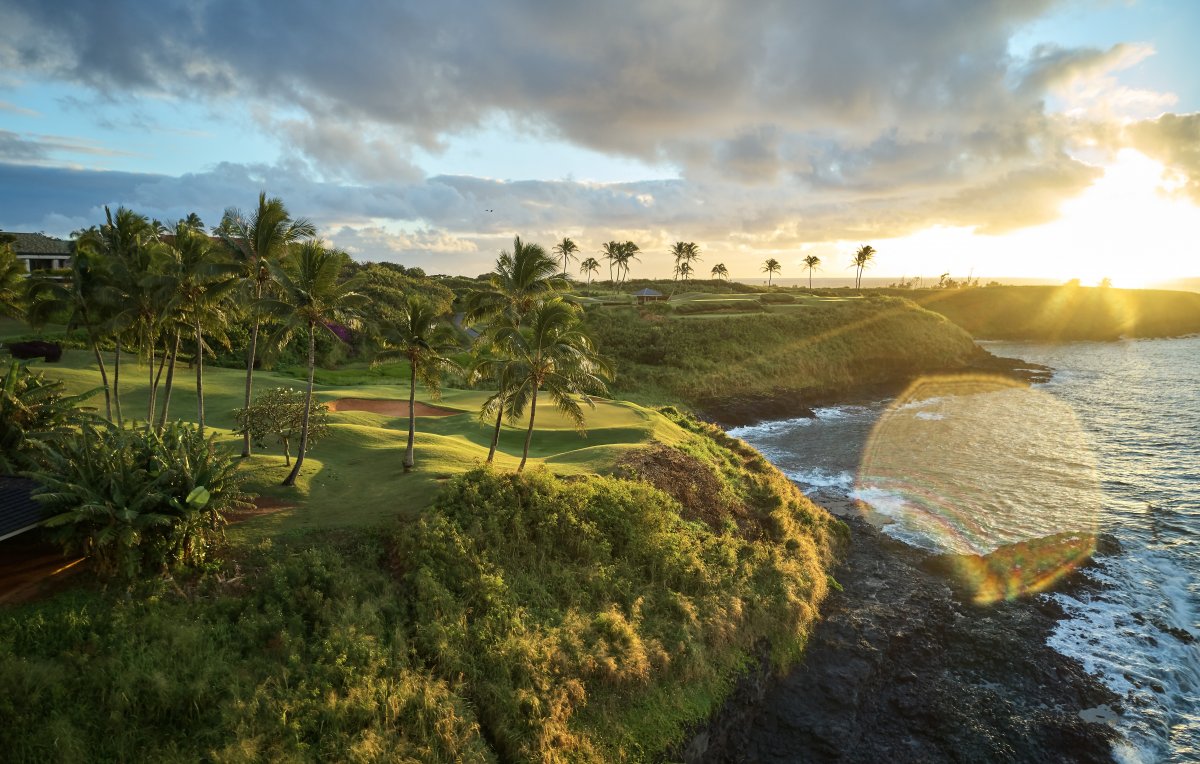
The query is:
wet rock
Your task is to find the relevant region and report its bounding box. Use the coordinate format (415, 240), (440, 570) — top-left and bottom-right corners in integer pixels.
(690, 517), (1119, 763)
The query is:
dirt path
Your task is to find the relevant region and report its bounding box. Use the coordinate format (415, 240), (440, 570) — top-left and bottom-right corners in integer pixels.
(0, 535), (84, 606)
(326, 398), (459, 417)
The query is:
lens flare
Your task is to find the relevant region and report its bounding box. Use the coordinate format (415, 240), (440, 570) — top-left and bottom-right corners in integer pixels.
(856, 374), (1100, 605)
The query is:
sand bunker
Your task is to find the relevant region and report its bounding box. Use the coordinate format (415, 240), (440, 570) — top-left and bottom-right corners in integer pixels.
(326, 397), (458, 417)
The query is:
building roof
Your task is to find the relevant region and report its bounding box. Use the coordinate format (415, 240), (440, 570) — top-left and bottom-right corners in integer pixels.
(2, 232), (74, 257)
(0, 477), (43, 541)
(633, 288), (663, 296)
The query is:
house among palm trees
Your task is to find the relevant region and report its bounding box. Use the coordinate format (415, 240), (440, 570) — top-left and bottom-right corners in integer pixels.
(1, 232), (74, 273)
(633, 287), (665, 305)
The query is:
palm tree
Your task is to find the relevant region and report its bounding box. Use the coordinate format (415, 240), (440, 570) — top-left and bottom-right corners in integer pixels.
(490, 299), (613, 471)
(469, 347), (520, 464)
(155, 222), (240, 434)
(614, 241), (640, 286)
(601, 241), (622, 286)
(710, 262), (729, 292)
(261, 242), (365, 486)
(80, 206), (160, 426)
(762, 258), (782, 286)
(377, 295), (460, 470)
(670, 241), (700, 278)
(464, 236), (565, 326)
(0, 238), (25, 320)
(579, 257), (601, 287)
(851, 245), (876, 291)
(552, 237), (579, 278)
(25, 241), (117, 419)
(803, 254), (821, 289)
(219, 193), (316, 457)
(676, 261), (694, 281)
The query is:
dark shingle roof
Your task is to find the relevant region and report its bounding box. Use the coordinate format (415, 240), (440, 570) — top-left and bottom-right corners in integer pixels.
(0, 477), (42, 540)
(2, 232), (74, 256)
(633, 288), (663, 297)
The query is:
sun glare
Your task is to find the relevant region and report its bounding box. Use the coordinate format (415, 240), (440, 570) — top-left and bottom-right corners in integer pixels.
(856, 150), (1200, 288)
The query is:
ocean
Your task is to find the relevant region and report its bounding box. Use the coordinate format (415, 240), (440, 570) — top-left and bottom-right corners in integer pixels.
(729, 336), (1200, 763)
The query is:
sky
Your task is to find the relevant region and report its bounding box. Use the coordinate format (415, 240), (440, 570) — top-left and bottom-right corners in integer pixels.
(0, 0), (1198, 286)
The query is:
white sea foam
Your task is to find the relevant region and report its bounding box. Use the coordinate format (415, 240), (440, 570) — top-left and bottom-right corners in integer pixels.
(811, 405), (871, 420)
(784, 468), (854, 491)
(727, 416), (814, 439)
(914, 411), (946, 421)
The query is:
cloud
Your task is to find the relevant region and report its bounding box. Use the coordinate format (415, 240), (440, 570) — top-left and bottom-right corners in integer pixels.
(0, 0), (1196, 269)
(0, 99), (39, 117)
(1124, 113), (1200, 201)
(0, 130), (134, 164)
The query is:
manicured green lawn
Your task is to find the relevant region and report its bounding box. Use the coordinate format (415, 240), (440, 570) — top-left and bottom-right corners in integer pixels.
(18, 345), (688, 538)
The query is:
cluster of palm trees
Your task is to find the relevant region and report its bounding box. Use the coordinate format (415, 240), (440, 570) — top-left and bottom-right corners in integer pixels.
(465, 237), (613, 471)
(25, 207), (244, 435)
(761, 244), (877, 290)
(670, 241), (701, 281)
(12, 199), (616, 483)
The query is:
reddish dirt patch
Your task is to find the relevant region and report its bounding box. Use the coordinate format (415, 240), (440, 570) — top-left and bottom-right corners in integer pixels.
(0, 534), (84, 605)
(326, 397), (458, 417)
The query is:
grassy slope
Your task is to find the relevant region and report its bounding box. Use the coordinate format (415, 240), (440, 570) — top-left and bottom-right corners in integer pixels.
(1, 320), (840, 762)
(906, 285), (1200, 340)
(28, 346), (681, 536)
(585, 295), (980, 406)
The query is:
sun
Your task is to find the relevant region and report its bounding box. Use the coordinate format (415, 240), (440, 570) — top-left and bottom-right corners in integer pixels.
(854, 150), (1200, 287)
(1034, 149), (1200, 288)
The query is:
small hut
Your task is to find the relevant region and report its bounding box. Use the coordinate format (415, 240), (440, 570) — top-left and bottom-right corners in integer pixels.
(633, 288), (665, 305)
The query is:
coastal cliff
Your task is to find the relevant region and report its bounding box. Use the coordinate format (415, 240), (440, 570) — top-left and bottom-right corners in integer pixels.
(586, 297), (1040, 426)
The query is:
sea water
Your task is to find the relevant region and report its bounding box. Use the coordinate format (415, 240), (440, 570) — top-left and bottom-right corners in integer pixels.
(729, 336), (1200, 763)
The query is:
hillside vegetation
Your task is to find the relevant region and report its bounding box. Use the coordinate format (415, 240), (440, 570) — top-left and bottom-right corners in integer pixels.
(909, 285), (1200, 340)
(586, 296), (981, 408)
(0, 402), (841, 762)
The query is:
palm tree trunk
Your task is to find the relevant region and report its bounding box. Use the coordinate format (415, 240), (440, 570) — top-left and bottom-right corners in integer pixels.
(283, 324), (316, 487)
(518, 387), (539, 472)
(156, 332), (179, 433)
(487, 401), (504, 463)
(195, 318), (206, 436)
(147, 340), (157, 428)
(242, 317), (260, 457)
(90, 338), (112, 421)
(113, 340), (123, 426)
(404, 358), (417, 471)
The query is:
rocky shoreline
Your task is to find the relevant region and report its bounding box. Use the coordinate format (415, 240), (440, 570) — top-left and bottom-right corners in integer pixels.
(683, 502), (1121, 763)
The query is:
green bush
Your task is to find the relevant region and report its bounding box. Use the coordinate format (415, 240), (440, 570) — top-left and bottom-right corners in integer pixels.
(395, 464), (836, 761)
(0, 536), (491, 763)
(758, 292), (796, 304)
(0, 360), (94, 475)
(32, 422), (253, 578)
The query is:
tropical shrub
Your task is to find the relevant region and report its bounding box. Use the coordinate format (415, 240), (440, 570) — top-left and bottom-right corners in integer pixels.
(32, 422), (253, 578)
(233, 387), (329, 466)
(0, 361), (93, 475)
